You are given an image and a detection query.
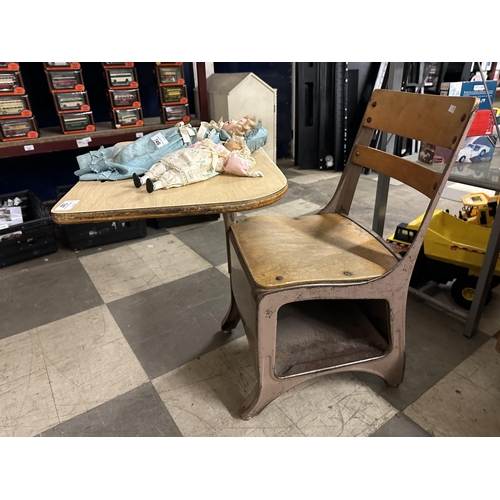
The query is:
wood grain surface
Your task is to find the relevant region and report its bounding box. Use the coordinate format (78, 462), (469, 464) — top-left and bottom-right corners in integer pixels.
(51, 148), (288, 224)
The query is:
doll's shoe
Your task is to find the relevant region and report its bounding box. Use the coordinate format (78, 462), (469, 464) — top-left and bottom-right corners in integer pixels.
(146, 178), (155, 193)
(132, 173), (142, 188)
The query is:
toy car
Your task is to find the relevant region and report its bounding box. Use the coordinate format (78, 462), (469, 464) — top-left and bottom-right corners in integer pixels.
(457, 143), (491, 163)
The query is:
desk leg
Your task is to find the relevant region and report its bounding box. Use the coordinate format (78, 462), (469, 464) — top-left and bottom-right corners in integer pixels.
(464, 207), (500, 337)
(221, 212), (241, 332)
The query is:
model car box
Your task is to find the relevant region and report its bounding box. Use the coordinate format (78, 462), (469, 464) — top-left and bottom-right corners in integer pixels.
(105, 67), (138, 89)
(53, 91), (90, 113)
(102, 62), (134, 68)
(156, 65), (184, 85)
(440, 80), (498, 110)
(0, 117), (38, 141)
(419, 136), (496, 165)
(0, 71), (25, 95)
(160, 103), (189, 124)
(54, 185), (147, 251)
(108, 88), (141, 109)
(44, 62), (80, 70)
(0, 190), (57, 267)
(47, 69), (85, 92)
(440, 80), (498, 137)
(0, 63), (20, 71)
(112, 107), (144, 128)
(59, 111), (95, 134)
(159, 84), (187, 105)
(0, 95), (32, 119)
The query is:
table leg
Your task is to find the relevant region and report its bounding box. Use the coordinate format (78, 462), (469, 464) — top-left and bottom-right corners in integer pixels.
(221, 212), (241, 332)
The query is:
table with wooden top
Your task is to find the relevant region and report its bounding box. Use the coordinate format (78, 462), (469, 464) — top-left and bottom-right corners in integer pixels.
(51, 147), (287, 327)
(51, 148), (287, 226)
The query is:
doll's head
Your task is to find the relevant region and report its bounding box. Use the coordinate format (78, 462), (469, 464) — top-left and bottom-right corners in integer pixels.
(221, 115), (258, 137)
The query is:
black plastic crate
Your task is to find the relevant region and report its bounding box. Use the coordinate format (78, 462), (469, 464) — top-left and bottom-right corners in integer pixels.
(55, 185), (147, 251)
(0, 190), (57, 267)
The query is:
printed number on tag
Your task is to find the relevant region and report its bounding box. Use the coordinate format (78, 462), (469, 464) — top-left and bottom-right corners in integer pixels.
(151, 132), (168, 148)
(56, 200), (80, 210)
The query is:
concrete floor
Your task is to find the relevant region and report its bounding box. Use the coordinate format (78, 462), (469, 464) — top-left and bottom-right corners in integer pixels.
(1, 158), (499, 437)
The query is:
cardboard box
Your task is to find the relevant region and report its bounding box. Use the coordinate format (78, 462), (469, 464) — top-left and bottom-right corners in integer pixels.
(419, 136), (496, 165)
(440, 80), (498, 110)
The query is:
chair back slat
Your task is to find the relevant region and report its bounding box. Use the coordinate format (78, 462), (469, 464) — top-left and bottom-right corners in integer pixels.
(351, 145), (442, 198)
(363, 89), (477, 148)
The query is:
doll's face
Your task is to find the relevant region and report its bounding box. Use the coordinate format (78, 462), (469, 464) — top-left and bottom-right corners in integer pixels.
(222, 117), (247, 133)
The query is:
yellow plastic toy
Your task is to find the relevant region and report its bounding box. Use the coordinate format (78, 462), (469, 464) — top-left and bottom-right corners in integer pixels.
(387, 196), (500, 309)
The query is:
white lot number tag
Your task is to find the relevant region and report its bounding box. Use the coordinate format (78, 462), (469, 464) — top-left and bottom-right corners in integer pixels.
(56, 200), (80, 210)
(151, 132), (168, 148)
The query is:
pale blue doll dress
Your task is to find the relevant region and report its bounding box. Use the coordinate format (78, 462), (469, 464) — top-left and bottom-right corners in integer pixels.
(74, 121), (233, 181)
(74, 120), (268, 181)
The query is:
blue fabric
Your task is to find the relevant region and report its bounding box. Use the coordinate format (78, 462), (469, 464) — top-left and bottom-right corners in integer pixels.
(244, 125), (268, 153)
(74, 126), (227, 181)
(74, 122), (268, 181)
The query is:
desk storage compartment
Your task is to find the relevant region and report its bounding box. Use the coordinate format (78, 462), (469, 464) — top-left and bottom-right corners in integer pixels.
(55, 186), (148, 250)
(58, 220), (148, 250)
(147, 213), (220, 229)
(0, 190), (57, 267)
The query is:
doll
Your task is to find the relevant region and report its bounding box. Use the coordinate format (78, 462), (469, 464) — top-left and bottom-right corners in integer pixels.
(132, 136), (263, 193)
(74, 116), (266, 181)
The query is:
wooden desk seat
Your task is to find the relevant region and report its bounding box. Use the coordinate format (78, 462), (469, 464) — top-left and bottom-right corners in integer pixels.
(231, 213), (399, 289)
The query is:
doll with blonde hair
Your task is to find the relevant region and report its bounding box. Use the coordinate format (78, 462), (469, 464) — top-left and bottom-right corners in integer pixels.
(132, 135), (263, 193)
(74, 115), (266, 181)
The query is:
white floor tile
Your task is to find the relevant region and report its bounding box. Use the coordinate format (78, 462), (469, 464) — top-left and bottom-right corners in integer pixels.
(0, 306), (148, 436)
(153, 336), (397, 437)
(81, 234), (212, 303)
(404, 338), (500, 436)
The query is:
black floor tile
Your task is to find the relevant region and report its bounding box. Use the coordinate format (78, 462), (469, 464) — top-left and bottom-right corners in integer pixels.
(174, 220), (227, 267)
(0, 258), (103, 340)
(355, 296), (489, 410)
(370, 413), (431, 437)
(38, 383), (182, 437)
(107, 267), (244, 379)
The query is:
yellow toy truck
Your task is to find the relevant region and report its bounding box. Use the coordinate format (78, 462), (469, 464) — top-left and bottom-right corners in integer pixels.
(387, 192), (500, 309)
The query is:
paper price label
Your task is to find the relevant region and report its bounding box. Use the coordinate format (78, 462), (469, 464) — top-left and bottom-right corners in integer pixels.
(151, 132), (168, 148)
(0, 223), (8, 230)
(76, 137), (92, 148)
(136, 132), (144, 138)
(56, 200), (80, 210)
(24, 145), (35, 151)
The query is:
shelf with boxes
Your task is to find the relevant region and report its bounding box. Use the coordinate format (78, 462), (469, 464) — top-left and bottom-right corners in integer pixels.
(103, 63), (144, 129)
(44, 62), (96, 135)
(155, 63), (190, 124)
(0, 63), (39, 142)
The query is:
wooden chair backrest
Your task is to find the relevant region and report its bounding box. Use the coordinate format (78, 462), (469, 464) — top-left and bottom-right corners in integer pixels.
(322, 88), (479, 272)
(351, 89), (479, 197)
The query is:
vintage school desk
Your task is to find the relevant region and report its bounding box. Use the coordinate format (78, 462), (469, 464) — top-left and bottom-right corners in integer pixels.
(51, 148), (288, 325)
